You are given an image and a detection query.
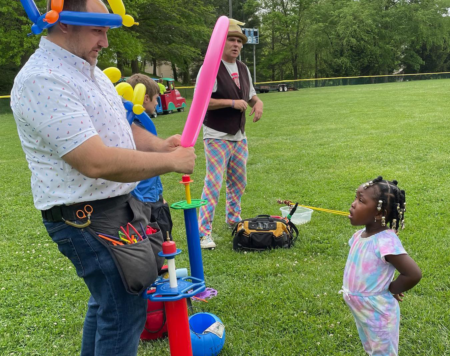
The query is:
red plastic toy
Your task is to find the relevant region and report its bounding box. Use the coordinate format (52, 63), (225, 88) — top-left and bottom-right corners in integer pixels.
(159, 78), (187, 114)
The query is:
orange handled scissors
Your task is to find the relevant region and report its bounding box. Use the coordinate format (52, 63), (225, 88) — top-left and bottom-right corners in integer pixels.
(64, 205), (94, 228)
(76, 205), (93, 220)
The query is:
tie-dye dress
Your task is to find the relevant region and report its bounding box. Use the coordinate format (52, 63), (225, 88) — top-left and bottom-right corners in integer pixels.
(342, 229), (407, 356)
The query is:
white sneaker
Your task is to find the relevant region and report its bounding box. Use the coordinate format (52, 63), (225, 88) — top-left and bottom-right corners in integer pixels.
(200, 235), (216, 249)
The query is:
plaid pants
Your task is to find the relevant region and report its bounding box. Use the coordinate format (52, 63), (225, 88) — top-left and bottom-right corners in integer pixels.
(198, 138), (248, 237)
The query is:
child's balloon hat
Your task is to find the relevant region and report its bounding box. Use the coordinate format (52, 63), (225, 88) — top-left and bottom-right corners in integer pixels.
(20, 0), (138, 35)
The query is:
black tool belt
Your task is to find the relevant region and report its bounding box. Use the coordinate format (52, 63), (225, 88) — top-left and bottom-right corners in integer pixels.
(41, 194), (130, 222)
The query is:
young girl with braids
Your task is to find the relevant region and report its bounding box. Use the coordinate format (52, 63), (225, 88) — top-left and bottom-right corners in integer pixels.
(343, 176), (421, 356)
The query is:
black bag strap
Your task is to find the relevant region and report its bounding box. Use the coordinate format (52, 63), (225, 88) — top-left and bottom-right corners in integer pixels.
(288, 221), (299, 244)
(231, 222), (240, 236)
(255, 215), (273, 221)
(144, 304), (167, 334)
(231, 216), (299, 236)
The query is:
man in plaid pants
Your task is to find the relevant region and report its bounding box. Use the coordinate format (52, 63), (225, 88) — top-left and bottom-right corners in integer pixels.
(196, 19), (264, 249)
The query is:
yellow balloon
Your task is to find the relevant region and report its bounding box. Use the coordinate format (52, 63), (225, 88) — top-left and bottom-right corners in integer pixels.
(132, 105), (145, 115)
(115, 82), (134, 102)
(107, 0), (137, 26)
(103, 67), (122, 83)
(132, 83), (146, 114)
(133, 83), (146, 105)
(122, 15), (135, 27)
(107, 0), (125, 15)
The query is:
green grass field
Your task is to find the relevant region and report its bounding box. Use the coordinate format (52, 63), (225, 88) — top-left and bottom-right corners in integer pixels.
(1, 79), (450, 355)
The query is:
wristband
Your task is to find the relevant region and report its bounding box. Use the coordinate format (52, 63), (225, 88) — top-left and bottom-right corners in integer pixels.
(231, 99), (235, 108)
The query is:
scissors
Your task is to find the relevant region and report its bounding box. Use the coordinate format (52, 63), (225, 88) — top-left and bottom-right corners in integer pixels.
(76, 205), (93, 220)
(65, 205), (93, 228)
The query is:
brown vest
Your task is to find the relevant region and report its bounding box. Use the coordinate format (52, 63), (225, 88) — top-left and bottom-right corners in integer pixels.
(204, 60), (250, 135)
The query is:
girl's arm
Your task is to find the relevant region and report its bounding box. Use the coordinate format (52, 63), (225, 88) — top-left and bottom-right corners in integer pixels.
(385, 254), (422, 301)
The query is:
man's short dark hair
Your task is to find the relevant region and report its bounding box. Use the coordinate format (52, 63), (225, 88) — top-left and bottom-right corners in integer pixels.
(47, 0), (88, 12)
(47, 0), (88, 33)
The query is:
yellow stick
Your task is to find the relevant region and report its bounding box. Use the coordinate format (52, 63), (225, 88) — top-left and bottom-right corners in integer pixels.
(185, 184), (191, 204)
(297, 204), (348, 216)
(279, 200), (348, 216)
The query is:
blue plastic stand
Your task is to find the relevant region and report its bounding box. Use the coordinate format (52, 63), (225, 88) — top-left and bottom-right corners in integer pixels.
(183, 208), (205, 281)
(145, 276), (205, 302)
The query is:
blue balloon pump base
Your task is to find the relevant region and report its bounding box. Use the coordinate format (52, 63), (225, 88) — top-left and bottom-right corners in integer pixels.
(189, 313), (225, 356)
(171, 199), (208, 281)
(147, 276), (205, 302)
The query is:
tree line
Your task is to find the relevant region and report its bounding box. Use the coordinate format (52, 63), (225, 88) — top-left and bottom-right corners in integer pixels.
(1, 0), (450, 93)
(257, 0), (450, 81)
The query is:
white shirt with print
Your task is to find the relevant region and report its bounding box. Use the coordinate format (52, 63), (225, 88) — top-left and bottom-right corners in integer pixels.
(10, 37), (137, 210)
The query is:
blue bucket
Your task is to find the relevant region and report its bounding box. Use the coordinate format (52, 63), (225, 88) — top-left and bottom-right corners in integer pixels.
(189, 313), (225, 356)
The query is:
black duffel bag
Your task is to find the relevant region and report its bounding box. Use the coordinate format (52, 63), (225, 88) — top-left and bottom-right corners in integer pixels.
(232, 215), (299, 251)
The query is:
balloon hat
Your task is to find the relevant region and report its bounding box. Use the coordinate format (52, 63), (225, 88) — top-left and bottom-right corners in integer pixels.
(103, 68), (158, 135)
(20, 0), (138, 35)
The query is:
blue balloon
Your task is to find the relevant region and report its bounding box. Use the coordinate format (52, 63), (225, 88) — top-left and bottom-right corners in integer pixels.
(20, 0), (40, 23)
(19, 0), (123, 35)
(135, 112), (157, 135)
(31, 24), (40, 35)
(59, 12), (122, 28)
(31, 13), (54, 35)
(123, 100), (134, 124)
(123, 100), (134, 112)
(124, 102), (135, 125)
(122, 100), (157, 135)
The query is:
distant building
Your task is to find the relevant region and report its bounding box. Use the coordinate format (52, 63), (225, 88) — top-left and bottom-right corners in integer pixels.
(145, 61), (177, 79)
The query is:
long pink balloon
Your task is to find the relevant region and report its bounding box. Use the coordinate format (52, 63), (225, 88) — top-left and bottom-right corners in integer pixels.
(180, 16), (229, 147)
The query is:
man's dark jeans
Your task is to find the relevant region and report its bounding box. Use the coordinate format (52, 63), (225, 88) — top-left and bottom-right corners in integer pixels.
(43, 195), (162, 356)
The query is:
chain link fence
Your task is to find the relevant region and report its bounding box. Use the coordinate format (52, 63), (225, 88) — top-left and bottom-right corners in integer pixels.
(3, 72), (450, 115)
(253, 72), (450, 92)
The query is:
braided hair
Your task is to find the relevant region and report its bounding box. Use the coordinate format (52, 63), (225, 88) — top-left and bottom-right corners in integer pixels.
(362, 176), (406, 231)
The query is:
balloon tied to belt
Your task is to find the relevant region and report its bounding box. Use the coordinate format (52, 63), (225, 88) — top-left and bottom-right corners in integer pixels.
(20, 0), (138, 35)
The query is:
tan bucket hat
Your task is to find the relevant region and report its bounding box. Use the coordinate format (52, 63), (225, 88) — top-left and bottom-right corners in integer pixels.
(228, 18), (247, 44)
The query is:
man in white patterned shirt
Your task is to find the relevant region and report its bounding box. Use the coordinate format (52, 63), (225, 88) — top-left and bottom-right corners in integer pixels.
(10, 0), (196, 355)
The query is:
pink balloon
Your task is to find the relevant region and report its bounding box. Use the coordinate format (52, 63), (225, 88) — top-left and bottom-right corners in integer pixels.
(180, 16), (229, 147)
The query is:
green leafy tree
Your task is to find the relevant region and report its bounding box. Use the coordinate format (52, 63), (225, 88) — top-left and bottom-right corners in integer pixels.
(124, 0), (215, 83)
(5, 0), (450, 90)
(399, 0), (450, 73)
(0, 0), (47, 93)
(0, 0), (46, 67)
(258, 7), (290, 81)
